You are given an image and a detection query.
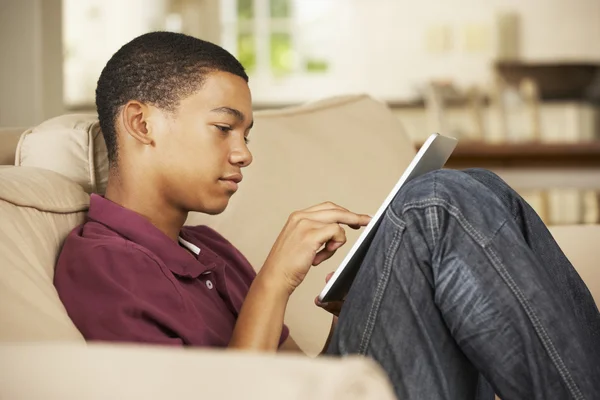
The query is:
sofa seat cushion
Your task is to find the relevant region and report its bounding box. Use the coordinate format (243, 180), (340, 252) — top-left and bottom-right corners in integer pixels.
(0, 166), (88, 341)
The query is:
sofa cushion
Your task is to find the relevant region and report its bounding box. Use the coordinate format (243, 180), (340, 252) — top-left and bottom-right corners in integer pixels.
(0, 343), (395, 400)
(549, 225), (600, 304)
(0, 128), (24, 165)
(0, 166), (88, 341)
(15, 114), (108, 194)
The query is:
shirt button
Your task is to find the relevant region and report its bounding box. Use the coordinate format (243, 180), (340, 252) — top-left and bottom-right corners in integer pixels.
(206, 280), (214, 290)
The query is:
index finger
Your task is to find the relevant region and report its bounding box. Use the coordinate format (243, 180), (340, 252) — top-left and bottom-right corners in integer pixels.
(304, 209), (371, 227)
(301, 201), (350, 213)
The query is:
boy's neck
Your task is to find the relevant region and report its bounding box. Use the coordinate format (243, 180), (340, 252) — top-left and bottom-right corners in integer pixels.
(104, 171), (187, 242)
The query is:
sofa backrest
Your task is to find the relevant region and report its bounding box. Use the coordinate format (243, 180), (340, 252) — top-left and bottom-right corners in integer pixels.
(0, 128), (23, 165)
(548, 225), (600, 304)
(0, 166), (87, 341)
(7, 94), (416, 352)
(14, 114), (108, 193)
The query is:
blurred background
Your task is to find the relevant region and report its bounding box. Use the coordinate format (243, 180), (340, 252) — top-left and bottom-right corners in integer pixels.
(1, 0), (600, 225)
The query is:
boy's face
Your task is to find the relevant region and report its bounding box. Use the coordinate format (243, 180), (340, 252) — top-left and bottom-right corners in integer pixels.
(149, 71), (254, 214)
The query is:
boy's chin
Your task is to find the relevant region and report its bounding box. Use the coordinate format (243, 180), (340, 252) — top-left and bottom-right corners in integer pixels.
(196, 200), (229, 215)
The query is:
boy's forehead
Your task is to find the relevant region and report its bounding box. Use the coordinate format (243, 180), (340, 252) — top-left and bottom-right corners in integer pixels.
(190, 71), (252, 111)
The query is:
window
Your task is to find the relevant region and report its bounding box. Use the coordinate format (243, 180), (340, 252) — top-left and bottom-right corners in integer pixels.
(63, 0), (335, 107)
(63, 0), (174, 108)
(220, 0), (331, 78)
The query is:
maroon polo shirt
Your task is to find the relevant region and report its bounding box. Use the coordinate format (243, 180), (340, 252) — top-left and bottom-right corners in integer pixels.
(54, 194), (289, 347)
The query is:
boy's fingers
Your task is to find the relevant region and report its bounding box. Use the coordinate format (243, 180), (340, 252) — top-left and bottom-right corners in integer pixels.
(325, 271), (335, 283)
(305, 210), (371, 228)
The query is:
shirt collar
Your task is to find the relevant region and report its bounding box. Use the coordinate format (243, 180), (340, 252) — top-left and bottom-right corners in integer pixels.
(87, 194), (209, 278)
(178, 236), (201, 255)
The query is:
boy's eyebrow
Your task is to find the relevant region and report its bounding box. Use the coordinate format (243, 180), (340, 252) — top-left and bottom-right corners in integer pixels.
(211, 106), (245, 121)
(211, 106), (254, 129)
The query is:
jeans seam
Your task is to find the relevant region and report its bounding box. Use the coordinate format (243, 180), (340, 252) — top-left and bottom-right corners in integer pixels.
(397, 198), (489, 247)
(395, 197), (585, 399)
(433, 205), (440, 243)
(357, 219), (404, 355)
(426, 207), (438, 247)
(486, 245), (585, 400)
(430, 176), (439, 247)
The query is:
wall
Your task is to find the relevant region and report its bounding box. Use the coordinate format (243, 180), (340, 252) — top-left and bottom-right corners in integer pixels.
(62, 0), (169, 106)
(1, 0), (599, 120)
(0, 0), (64, 126)
(248, 0), (600, 103)
(62, 0), (222, 106)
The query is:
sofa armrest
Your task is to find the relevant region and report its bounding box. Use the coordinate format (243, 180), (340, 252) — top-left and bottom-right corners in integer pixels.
(0, 343), (395, 400)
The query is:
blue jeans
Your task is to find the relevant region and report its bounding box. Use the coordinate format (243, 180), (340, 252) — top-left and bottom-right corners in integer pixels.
(327, 169), (600, 399)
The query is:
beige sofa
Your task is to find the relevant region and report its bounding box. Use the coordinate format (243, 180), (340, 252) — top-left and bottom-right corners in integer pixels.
(0, 95), (598, 399)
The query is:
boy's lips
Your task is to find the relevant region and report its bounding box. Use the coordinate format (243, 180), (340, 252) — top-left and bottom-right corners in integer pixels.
(220, 174), (243, 184)
(219, 174), (243, 191)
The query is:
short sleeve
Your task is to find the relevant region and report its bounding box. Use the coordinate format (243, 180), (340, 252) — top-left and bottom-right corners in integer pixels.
(55, 238), (184, 345)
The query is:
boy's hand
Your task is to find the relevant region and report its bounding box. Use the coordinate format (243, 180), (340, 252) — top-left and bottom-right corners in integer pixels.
(260, 202), (370, 296)
(315, 272), (344, 317)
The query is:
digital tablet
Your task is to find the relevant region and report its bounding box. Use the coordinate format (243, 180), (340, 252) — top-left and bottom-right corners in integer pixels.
(318, 133), (458, 302)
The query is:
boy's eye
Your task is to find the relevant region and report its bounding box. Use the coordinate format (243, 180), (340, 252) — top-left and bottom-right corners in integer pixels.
(244, 137), (250, 145)
(215, 125), (231, 132)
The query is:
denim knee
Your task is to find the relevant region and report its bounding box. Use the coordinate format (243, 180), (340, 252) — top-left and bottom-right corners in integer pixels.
(462, 168), (509, 189)
(389, 169), (510, 247)
(390, 169), (506, 219)
(392, 170), (474, 207)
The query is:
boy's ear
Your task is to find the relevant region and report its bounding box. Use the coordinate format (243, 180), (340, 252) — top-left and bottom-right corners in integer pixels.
(120, 100), (153, 145)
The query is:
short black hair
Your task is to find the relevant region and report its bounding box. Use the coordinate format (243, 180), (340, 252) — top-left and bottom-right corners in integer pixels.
(96, 31), (248, 165)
